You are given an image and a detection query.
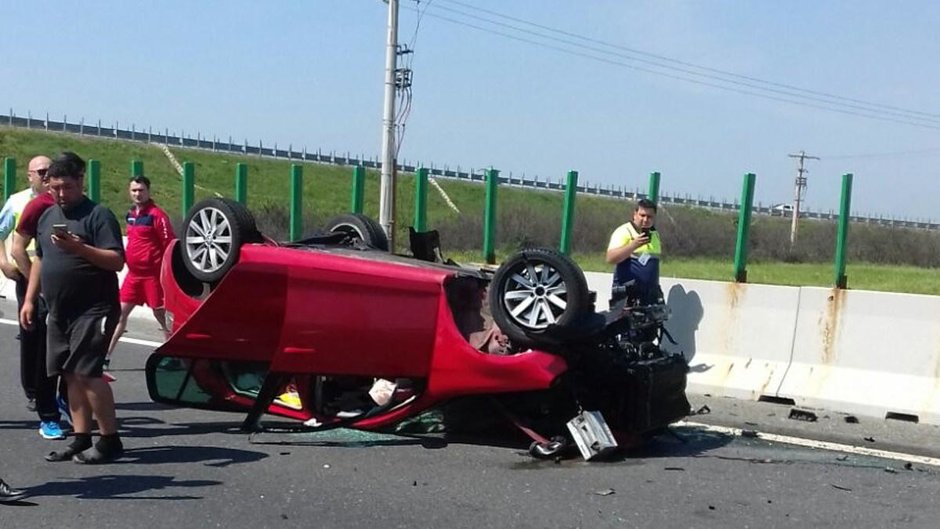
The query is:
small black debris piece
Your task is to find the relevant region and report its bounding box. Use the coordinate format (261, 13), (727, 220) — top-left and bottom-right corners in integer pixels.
(708, 505), (716, 511)
(904, 462), (914, 471)
(693, 405), (711, 415)
(412, 481), (417, 486)
(864, 436), (875, 443)
(830, 484), (852, 492)
(844, 415), (859, 424)
(788, 408), (818, 422)
(741, 429), (759, 438)
(836, 455), (849, 462)
(664, 467), (685, 471)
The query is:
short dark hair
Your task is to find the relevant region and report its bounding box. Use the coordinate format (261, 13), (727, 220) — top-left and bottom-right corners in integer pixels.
(130, 175), (151, 189)
(635, 198), (657, 213)
(46, 151), (86, 179)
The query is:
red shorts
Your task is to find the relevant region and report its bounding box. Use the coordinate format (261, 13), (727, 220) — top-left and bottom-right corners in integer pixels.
(120, 273), (164, 308)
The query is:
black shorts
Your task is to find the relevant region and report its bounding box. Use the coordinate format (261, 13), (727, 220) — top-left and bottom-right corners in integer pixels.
(47, 307), (120, 378)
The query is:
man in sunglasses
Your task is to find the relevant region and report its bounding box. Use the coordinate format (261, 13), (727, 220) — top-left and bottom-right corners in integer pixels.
(0, 155), (67, 441)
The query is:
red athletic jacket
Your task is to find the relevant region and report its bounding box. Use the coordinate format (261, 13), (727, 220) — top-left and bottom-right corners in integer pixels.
(125, 200), (174, 275)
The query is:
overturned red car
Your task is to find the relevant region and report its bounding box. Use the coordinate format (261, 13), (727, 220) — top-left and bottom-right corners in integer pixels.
(146, 198), (689, 459)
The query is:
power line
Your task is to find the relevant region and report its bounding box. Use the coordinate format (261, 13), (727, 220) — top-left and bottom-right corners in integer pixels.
(403, 1), (940, 129)
(437, 0), (940, 122)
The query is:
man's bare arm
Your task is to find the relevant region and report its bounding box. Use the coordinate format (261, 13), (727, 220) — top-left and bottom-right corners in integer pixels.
(72, 244), (125, 272)
(11, 232), (33, 278)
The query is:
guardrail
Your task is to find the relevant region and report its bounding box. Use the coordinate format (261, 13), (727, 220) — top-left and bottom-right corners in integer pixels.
(3, 110), (938, 231)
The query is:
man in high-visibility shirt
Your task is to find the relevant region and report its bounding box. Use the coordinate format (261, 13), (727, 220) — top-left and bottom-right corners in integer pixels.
(0, 155), (67, 440)
(605, 198), (662, 305)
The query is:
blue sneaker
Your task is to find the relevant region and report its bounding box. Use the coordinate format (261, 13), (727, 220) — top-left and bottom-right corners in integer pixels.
(56, 395), (72, 427)
(39, 420), (66, 440)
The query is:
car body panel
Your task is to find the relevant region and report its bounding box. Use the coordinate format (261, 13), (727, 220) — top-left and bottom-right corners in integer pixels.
(158, 240), (567, 400)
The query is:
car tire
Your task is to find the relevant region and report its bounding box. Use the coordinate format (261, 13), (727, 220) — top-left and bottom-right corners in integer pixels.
(489, 247), (591, 348)
(323, 213), (389, 251)
(181, 198), (259, 283)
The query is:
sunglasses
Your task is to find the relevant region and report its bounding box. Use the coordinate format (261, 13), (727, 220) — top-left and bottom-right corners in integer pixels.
(32, 168), (48, 177)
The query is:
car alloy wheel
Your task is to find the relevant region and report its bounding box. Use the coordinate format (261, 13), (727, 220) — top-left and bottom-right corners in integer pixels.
(186, 206), (233, 275)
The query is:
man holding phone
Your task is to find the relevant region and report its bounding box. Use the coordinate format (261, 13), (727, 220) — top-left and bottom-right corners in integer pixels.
(20, 152), (126, 464)
(605, 198), (662, 305)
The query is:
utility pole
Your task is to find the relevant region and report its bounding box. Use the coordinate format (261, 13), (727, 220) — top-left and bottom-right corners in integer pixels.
(787, 150), (819, 248)
(379, 0), (400, 250)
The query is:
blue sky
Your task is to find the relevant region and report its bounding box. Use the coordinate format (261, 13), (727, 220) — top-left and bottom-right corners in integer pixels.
(2, 1), (939, 221)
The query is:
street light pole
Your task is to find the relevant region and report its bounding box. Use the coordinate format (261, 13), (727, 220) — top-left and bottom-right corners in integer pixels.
(379, 0), (399, 250)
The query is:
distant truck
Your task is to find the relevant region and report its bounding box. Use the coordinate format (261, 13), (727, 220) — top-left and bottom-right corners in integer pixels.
(771, 203), (795, 217)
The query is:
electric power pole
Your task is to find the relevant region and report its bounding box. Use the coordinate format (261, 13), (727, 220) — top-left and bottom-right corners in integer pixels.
(787, 150), (820, 247)
(379, 0), (400, 250)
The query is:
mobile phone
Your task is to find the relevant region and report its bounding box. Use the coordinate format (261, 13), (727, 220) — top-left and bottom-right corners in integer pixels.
(641, 228), (652, 238)
(52, 223), (70, 237)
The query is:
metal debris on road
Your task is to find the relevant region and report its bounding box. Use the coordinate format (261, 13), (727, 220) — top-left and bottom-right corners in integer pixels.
(788, 408), (818, 422)
(830, 484), (852, 492)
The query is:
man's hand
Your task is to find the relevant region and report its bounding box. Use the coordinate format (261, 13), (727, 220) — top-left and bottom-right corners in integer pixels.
(19, 298), (34, 329)
(0, 261), (20, 280)
(51, 232), (84, 253)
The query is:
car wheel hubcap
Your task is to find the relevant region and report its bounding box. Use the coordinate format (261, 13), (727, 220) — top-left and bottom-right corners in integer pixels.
(502, 261), (567, 329)
(185, 207), (233, 273)
(332, 223), (366, 242)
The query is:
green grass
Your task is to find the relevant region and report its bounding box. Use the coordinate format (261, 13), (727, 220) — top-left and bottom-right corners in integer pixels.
(447, 253), (940, 296)
(4, 127), (939, 296)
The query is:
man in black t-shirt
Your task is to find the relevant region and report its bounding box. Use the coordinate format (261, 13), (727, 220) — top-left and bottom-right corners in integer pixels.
(19, 151), (126, 464)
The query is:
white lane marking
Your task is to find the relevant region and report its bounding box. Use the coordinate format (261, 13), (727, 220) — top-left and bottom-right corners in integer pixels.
(681, 420), (940, 467)
(0, 318), (162, 348)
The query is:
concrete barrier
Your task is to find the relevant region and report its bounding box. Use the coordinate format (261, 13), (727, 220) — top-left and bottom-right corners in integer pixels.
(777, 287), (940, 424)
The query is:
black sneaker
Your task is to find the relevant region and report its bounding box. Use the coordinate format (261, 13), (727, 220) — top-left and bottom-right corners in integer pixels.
(0, 479), (26, 503)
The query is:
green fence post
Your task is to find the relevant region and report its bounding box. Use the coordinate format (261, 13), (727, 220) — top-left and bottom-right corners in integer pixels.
(182, 162), (195, 216)
(834, 173), (853, 289)
(732, 173), (756, 282)
(351, 165), (365, 214)
(414, 167), (429, 232)
(130, 159), (144, 178)
(235, 163), (248, 204)
(3, 158), (15, 201)
(289, 164), (303, 242)
(559, 170), (579, 255)
(483, 168), (499, 264)
(87, 160), (101, 204)
(648, 171), (661, 203)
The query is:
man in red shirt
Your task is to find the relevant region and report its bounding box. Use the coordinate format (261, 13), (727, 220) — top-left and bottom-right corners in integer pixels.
(106, 175), (175, 363)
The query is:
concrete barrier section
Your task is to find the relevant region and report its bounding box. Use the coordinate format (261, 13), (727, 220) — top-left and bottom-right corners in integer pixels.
(662, 278), (798, 401)
(777, 287), (940, 424)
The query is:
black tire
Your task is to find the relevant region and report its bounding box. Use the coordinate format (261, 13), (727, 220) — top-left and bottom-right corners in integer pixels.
(181, 198), (258, 283)
(489, 247), (591, 348)
(323, 213), (389, 251)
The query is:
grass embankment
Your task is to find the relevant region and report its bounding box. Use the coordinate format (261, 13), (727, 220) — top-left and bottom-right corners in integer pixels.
(2, 127), (938, 295)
